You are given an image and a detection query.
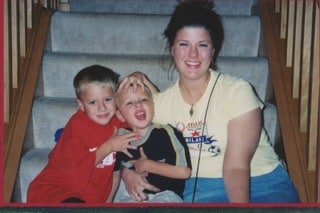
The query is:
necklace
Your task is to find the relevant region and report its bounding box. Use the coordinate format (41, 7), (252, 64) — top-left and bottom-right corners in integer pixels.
(180, 74), (211, 117)
(189, 105), (194, 117)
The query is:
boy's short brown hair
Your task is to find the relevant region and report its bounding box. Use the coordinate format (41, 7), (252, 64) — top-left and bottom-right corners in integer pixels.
(73, 65), (120, 99)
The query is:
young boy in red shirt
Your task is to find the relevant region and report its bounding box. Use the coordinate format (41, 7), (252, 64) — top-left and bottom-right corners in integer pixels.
(27, 65), (137, 203)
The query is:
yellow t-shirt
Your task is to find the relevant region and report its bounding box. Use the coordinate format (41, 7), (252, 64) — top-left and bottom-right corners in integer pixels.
(153, 70), (280, 178)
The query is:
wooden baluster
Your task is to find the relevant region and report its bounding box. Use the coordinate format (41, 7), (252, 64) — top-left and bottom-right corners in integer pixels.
(47, 0), (53, 9)
(52, 0), (57, 10)
(11, 0), (19, 88)
(293, 0), (304, 98)
(19, 0), (26, 57)
(58, 0), (70, 11)
(40, 0), (47, 8)
(275, 0), (281, 12)
(318, 0), (320, 203)
(4, 0), (10, 123)
(280, 0), (288, 39)
(308, 1), (319, 171)
(318, 2), (320, 202)
(300, 0), (314, 132)
(27, 0), (32, 29)
(286, 0), (295, 67)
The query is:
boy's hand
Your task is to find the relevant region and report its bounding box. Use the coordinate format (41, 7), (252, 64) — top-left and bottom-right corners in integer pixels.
(121, 167), (160, 202)
(130, 147), (149, 176)
(109, 132), (138, 158)
(95, 129), (138, 165)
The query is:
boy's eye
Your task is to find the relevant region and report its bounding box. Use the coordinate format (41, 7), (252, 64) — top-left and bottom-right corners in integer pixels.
(104, 97), (112, 102)
(141, 98), (149, 102)
(125, 101), (133, 106)
(88, 100), (96, 105)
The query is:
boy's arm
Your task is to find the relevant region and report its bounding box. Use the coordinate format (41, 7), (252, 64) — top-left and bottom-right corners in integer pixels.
(142, 159), (191, 179)
(106, 170), (120, 203)
(95, 131), (137, 166)
(133, 147), (191, 179)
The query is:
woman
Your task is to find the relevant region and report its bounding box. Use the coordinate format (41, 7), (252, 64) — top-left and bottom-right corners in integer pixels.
(118, 0), (300, 203)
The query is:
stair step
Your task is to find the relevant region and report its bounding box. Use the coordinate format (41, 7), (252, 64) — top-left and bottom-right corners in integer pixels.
(263, 102), (281, 147)
(27, 97), (78, 150)
(40, 52), (176, 97)
(16, 148), (52, 202)
(40, 52), (271, 102)
(48, 12), (261, 57)
(217, 57), (272, 102)
(69, 0), (257, 16)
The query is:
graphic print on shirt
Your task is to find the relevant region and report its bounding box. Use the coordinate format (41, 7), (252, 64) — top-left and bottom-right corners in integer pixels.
(176, 121), (221, 157)
(89, 147), (116, 168)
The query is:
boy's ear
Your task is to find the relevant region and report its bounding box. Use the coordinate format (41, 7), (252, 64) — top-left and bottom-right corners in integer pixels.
(77, 99), (85, 111)
(115, 110), (126, 122)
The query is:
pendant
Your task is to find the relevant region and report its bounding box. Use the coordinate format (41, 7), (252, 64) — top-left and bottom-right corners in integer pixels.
(189, 105), (194, 117)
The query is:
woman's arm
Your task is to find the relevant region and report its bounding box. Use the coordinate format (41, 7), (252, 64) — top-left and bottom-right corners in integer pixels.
(223, 107), (261, 203)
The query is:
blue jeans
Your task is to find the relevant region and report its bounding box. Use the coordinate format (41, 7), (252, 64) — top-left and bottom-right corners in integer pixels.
(183, 165), (300, 203)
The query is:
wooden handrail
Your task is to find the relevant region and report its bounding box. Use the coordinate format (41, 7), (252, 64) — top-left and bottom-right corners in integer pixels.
(4, 7), (52, 203)
(3, 0), (63, 123)
(280, 0), (319, 171)
(259, 0), (319, 202)
(3, 0), (59, 202)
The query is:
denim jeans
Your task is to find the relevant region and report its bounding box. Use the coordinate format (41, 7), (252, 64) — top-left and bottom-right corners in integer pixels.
(183, 165), (300, 203)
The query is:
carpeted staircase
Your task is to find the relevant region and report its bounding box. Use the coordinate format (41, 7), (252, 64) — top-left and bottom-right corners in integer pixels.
(13, 0), (280, 202)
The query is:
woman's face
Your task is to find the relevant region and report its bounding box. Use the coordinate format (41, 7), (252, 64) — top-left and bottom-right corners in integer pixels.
(170, 27), (214, 81)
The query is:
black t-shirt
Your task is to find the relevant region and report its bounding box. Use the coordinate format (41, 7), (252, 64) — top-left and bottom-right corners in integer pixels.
(115, 123), (191, 198)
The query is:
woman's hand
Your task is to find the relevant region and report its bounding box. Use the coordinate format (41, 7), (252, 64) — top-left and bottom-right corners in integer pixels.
(121, 167), (160, 201)
(118, 71), (159, 94)
(118, 71), (146, 92)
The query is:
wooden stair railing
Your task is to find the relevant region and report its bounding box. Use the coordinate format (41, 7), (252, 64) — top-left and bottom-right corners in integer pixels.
(259, 0), (319, 202)
(3, 0), (68, 203)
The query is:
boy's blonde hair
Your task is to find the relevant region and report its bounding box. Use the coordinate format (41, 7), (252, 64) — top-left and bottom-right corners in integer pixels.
(115, 83), (153, 107)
